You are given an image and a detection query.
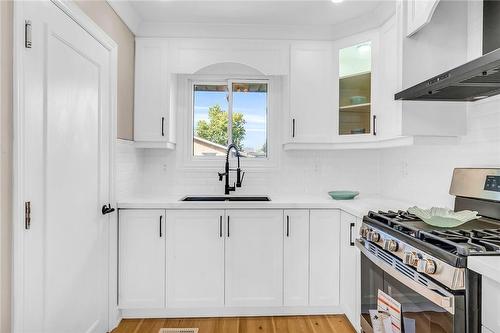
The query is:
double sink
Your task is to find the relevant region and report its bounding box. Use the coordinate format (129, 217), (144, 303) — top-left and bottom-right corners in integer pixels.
(181, 196), (271, 202)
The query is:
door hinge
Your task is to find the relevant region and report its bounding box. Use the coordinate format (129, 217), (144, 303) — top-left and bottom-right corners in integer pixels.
(25, 20), (32, 49)
(24, 201), (31, 230)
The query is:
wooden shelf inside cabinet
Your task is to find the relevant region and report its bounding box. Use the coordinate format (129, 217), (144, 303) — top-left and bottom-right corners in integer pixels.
(339, 103), (371, 113)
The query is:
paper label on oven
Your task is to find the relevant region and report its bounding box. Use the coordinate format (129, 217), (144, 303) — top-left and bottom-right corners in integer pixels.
(377, 289), (402, 333)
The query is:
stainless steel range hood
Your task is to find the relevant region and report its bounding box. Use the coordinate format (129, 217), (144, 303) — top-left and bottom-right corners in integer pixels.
(395, 0), (500, 102)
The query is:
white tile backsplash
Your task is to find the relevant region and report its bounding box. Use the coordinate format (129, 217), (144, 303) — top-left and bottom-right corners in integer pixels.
(379, 97), (500, 208)
(130, 148), (381, 199)
(116, 98), (500, 206)
(116, 139), (143, 199)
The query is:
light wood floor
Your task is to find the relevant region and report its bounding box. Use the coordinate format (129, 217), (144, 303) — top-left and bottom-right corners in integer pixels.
(111, 315), (355, 333)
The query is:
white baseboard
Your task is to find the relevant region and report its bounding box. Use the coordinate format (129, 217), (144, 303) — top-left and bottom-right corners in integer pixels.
(120, 306), (343, 319)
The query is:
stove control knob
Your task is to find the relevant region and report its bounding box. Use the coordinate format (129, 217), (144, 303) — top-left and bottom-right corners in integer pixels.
(367, 231), (381, 242)
(403, 251), (418, 266)
(383, 239), (399, 252)
(417, 259), (437, 274)
(359, 227), (369, 238)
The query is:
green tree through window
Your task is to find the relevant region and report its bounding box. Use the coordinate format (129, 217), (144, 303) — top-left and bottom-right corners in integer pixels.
(195, 104), (246, 151)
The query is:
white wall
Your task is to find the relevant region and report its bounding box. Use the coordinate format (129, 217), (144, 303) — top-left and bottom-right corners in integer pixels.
(379, 97), (500, 208)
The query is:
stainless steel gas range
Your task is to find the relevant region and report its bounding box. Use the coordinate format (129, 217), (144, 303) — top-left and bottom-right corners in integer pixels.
(357, 168), (500, 333)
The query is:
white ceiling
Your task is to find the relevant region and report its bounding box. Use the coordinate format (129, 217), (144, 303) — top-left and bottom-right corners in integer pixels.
(128, 1), (388, 26)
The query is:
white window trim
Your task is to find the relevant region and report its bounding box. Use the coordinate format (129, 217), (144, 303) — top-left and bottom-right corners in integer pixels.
(177, 74), (281, 170)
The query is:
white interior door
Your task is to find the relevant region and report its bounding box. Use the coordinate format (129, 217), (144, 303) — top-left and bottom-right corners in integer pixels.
(19, 1), (112, 332)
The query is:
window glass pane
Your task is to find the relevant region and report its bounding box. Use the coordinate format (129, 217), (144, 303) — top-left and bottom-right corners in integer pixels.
(339, 42), (372, 135)
(232, 82), (268, 158)
(193, 84), (229, 157)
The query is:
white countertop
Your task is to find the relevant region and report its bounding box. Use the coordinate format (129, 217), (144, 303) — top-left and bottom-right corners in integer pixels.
(117, 194), (416, 219)
(468, 256), (500, 284)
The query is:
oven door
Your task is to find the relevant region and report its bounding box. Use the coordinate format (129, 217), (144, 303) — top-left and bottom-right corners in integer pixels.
(357, 240), (467, 333)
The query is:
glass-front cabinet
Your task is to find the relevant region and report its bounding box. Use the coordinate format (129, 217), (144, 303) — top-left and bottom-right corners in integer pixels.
(338, 41), (372, 136)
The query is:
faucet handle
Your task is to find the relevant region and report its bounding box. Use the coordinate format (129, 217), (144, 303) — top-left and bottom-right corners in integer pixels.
(238, 172), (245, 187)
(218, 172), (225, 181)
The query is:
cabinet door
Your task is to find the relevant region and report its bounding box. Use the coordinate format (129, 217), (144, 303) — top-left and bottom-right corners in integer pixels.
(134, 38), (172, 144)
(375, 14), (402, 139)
(166, 210), (225, 308)
(290, 42), (335, 143)
(406, 0), (440, 37)
(309, 210), (341, 306)
(284, 210), (310, 306)
(340, 212), (361, 329)
(482, 276), (500, 333)
(119, 209), (166, 308)
(225, 210), (283, 307)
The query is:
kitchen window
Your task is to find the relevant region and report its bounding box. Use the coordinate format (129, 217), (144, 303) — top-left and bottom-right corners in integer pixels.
(192, 80), (268, 159)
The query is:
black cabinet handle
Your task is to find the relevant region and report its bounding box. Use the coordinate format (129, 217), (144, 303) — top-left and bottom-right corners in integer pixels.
(286, 215), (290, 237)
(159, 215), (163, 237)
(101, 204), (115, 215)
(227, 216), (230, 238)
(219, 216), (223, 238)
(373, 115), (377, 136)
(292, 118), (296, 138)
(349, 222), (355, 246)
(161, 117), (165, 137)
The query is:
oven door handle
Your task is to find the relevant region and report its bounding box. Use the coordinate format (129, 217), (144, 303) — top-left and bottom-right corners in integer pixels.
(356, 239), (456, 315)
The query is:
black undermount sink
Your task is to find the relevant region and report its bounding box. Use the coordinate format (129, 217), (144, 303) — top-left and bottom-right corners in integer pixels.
(181, 196), (271, 202)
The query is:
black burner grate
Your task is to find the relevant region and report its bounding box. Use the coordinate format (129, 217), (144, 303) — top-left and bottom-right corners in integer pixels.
(367, 210), (500, 256)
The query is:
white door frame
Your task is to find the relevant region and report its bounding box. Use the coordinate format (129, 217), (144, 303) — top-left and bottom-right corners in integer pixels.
(12, 1), (118, 331)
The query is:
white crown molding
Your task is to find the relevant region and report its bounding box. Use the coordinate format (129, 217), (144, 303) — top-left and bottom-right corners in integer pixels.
(107, 0), (394, 41)
(106, 0), (141, 35)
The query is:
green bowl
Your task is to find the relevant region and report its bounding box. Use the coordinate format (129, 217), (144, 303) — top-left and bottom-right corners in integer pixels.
(328, 191), (360, 200)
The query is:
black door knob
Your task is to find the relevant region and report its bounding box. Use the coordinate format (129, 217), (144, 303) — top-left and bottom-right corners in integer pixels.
(102, 204), (115, 215)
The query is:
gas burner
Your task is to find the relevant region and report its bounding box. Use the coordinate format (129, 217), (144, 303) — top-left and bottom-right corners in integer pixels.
(365, 210), (500, 257)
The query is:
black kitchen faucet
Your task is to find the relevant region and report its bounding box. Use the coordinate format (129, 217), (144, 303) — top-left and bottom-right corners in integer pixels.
(218, 143), (245, 195)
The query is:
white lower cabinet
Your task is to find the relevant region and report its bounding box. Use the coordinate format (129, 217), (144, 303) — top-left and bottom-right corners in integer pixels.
(340, 211), (361, 330)
(482, 276), (500, 333)
(118, 208), (352, 316)
(225, 210), (284, 307)
(166, 210), (225, 308)
(284, 210), (310, 306)
(309, 210), (341, 306)
(119, 209), (166, 308)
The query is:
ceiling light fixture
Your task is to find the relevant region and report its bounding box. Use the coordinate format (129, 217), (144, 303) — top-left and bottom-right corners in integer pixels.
(331, 0), (344, 3)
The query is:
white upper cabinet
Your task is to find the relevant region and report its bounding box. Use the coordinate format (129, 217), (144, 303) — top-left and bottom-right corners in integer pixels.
(376, 14), (403, 139)
(406, 0), (440, 37)
(166, 210), (225, 308)
(286, 31), (414, 150)
(336, 31), (379, 140)
(283, 210), (310, 306)
(134, 38), (175, 148)
(119, 209), (166, 309)
(225, 210), (283, 307)
(309, 210), (340, 306)
(289, 42), (336, 143)
(169, 39), (289, 75)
